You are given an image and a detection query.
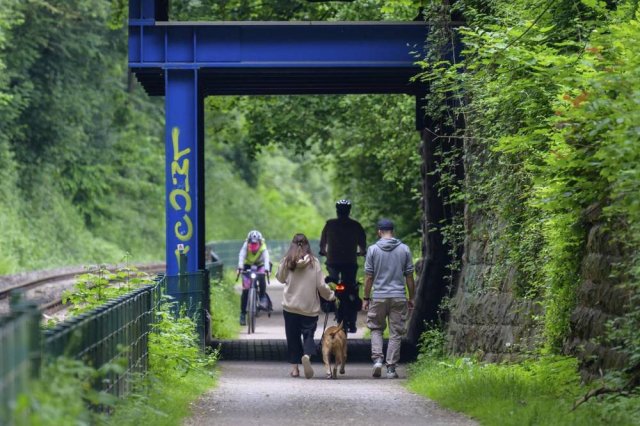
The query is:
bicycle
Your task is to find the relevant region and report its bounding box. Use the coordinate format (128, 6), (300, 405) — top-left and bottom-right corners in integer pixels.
(325, 275), (361, 334)
(239, 266), (272, 334)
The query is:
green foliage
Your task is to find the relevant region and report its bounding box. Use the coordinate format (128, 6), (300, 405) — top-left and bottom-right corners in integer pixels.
(417, 322), (447, 360)
(107, 297), (217, 425)
(169, 0), (394, 21)
(408, 351), (640, 426)
(61, 260), (155, 317)
(419, 0), (640, 368)
(12, 357), (109, 425)
(209, 269), (241, 339)
(0, 0), (166, 272)
(552, 11), (640, 375)
(228, 94), (422, 245)
(148, 300), (217, 379)
(15, 288), (218, 425)
(204, 140), (331, 240)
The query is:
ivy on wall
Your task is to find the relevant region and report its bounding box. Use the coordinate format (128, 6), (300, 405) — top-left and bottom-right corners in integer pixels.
(414, 0), (640, 376)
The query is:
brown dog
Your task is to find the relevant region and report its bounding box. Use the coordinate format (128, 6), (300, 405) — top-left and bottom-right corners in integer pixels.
(321, 321), (347, 379)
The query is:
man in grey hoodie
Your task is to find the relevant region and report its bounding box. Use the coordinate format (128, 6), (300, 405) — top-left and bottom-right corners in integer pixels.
(363, 218), (415, 379)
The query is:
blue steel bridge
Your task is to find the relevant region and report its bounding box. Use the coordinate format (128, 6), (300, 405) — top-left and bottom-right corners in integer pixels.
(128, 0), (429, 278)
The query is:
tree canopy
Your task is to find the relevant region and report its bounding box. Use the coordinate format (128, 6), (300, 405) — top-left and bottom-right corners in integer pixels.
(0, 0), (423, 273)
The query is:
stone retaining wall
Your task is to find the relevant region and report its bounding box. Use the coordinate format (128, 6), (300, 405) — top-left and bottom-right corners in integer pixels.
(564, 213), (629, 375)
(445, 220), (543, 361)
(442, 188), (627, 372)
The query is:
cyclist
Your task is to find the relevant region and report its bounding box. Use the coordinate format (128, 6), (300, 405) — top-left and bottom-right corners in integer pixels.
(319, 199), (366, 332)
(237, 230), (270, 326)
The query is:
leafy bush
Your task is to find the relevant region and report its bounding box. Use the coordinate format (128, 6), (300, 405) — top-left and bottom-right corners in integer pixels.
(14, 280), (217, 425)
(61, 260), (156, 317)
(108, 297), (217, 425)
(12, 358), (108, 425)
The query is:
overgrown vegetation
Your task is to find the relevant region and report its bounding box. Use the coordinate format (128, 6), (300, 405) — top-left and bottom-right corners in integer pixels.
(61, 258), (154, 316)
(14, 282), (217, 425)
(415, 0), (640, 383)
(209, 269), (242, 340)
(6, 0), (640, 421)
(108, 300), (217, 425)
(408, 328), (640, 425)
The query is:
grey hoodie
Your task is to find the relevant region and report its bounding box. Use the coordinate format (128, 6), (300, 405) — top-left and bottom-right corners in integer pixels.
(364, 238), (414, 299)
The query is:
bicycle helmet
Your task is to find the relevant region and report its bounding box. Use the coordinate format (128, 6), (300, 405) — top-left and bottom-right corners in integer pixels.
(336, 199), (351, 215)
(247, 230), (263, 243)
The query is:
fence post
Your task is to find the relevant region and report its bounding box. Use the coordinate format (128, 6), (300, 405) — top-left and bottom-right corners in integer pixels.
(10, 291), (42, 378)
(203, 268), (211, 346)
(178, 249), (187, 290)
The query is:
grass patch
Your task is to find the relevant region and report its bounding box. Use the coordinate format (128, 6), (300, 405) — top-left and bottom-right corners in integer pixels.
(108, 365), (216, 426)
(407, 355), (640, 426)
(210, 270), (241, 339)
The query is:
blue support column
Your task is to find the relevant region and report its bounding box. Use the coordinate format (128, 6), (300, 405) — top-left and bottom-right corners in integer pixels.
(165, 69), (204, 275)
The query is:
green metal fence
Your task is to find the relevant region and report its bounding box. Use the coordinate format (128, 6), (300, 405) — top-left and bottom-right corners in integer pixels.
(43, 283), (156, 399)
(164, 270), (209, 348)
(0, 296), (40, 423)
(0, 270), (209, 421)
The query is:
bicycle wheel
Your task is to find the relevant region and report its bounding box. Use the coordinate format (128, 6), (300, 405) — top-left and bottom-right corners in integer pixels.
(247, 286), (256, 334)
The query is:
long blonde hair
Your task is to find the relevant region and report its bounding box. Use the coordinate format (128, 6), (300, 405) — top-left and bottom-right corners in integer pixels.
(283, 233), (314, 271)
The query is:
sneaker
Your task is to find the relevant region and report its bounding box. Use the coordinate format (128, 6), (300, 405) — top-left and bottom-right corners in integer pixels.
(259, 296), (269, 309)
(372, 360), (383, 378)
(239, 313), (246, 326)
(386, 365), (398, 379)
(301, 355), (314, 379)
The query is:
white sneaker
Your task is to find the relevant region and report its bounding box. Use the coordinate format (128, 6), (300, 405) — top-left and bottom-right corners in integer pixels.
(372, 360), (383, 378)
(386, 365), (398, 379)
(302, 355), (314, 379)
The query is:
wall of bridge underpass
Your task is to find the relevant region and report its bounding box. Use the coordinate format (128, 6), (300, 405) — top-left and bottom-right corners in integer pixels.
(414, 123), (629, 375)
(408, 125), (545, 362)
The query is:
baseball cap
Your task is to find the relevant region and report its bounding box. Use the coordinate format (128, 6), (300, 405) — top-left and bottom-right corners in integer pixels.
(377, 218), (394, 230)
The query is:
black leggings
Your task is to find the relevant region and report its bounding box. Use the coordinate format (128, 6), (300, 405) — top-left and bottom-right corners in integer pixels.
(326, 262), (358, 286)
(283, 310), (318, 364)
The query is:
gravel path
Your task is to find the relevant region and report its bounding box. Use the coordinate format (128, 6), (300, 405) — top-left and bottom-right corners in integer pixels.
(185, 281), (477, 426)
(184, 361), (477, 426)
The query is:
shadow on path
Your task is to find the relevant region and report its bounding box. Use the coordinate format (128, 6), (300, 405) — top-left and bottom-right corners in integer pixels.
(208, 281), (416, 362)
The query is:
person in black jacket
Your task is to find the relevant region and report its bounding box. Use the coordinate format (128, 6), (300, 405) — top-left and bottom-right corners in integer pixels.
(319, 199), (366, 332)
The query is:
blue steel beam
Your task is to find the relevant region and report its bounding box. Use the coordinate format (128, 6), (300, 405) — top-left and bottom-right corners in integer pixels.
(129, 21), (428, 96)
(164, 70), (204, 275)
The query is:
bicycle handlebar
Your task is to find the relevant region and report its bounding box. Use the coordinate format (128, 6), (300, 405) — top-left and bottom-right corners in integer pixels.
(238, 270), (270, 284)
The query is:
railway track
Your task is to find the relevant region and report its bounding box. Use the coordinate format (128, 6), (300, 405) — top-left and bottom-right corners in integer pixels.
(0, 263), (166, 315)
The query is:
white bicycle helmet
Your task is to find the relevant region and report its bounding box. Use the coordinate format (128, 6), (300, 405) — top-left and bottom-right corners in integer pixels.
(247, 230), (263, 242)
